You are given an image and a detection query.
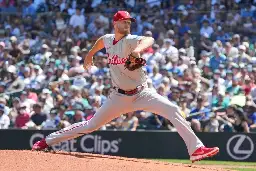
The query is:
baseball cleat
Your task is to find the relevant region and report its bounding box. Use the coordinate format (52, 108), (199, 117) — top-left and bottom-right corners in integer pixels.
(190, 146), (219, 163)
(32, 138), (49, 151)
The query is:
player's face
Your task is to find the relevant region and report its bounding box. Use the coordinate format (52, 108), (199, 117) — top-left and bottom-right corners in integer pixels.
(115, 19), (131, 35)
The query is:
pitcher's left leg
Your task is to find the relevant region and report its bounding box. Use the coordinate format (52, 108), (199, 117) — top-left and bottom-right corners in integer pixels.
(132, 89), (219, 161)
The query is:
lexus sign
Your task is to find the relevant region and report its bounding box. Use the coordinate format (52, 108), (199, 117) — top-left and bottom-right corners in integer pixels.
(226, 134), (254, 160)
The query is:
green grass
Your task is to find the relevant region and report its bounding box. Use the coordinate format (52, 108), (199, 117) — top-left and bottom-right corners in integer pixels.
(157, 159), (256, 166)
(234, 169), (256, 171)
(153, 159), (256, 171)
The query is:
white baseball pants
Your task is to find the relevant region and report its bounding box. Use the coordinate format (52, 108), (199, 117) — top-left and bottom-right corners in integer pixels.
(45, 88), (204, 155)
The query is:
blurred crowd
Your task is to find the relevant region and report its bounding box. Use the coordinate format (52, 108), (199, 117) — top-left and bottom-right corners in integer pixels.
(0, 0), (256, 133)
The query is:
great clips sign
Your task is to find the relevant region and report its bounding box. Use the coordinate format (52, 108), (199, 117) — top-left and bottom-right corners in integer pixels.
(30, 133), (122, 154)
(0, 130), (255, 162)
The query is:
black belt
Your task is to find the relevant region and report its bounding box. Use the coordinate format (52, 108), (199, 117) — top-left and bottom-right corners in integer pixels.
(113, 85), (145, 96)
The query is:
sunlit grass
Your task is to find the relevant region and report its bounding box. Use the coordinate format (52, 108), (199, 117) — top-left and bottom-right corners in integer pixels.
(152, 159), (256, 171)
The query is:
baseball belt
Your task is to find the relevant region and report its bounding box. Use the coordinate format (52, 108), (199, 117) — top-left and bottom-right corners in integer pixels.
(113, 85), (145, 96)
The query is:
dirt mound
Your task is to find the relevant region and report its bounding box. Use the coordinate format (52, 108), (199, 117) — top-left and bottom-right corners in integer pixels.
(0, 150), (231, 171)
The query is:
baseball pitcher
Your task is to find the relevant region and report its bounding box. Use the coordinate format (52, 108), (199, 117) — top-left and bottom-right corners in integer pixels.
(32, 11), (219, 163)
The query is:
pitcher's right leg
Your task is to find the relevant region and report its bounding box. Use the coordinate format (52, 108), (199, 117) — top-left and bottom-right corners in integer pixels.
(32, 91), (133, 150)
(132, 88), (219, 162)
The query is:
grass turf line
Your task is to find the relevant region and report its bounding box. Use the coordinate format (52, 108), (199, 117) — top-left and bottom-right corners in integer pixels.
(152, 159), (256, 171)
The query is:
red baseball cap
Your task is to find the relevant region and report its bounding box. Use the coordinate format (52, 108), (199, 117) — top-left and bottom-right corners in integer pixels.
(113, 11), (136, 22)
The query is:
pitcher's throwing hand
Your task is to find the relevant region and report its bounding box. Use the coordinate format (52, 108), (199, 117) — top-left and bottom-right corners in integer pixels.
(83, 55), (94, 70)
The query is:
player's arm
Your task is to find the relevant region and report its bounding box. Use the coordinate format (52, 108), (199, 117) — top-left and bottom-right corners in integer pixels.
(124, 36), (155, 71)
(132, 36), (154, 54)
(83, 36), (105, 70)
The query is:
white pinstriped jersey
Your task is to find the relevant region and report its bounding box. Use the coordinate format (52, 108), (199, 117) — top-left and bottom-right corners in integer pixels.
(102, 34), (147, 90)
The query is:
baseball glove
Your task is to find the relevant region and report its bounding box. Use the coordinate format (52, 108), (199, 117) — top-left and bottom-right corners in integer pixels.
(124, 54), (146, 71)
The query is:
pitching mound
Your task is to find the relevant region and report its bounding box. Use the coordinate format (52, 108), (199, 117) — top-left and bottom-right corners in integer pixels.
(0, 150), (230, 171)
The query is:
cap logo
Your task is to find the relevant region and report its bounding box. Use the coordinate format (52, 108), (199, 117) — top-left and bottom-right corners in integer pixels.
(124, 11), (129, 17)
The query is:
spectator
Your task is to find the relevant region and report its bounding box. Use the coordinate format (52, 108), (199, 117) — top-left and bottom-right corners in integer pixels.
(69, 7), (85, 30)
(232, 106), (250, 133)
(226, 76), (242, 96)
(184, 38), (194, 58)
(14, 104), (30, 128)
(189, 96), (211, 132)
(32, 44), (52, 66)
(41, 88), (54, 114)
(19, 91), (35, 114)
(0, 104), (10, 129)
(198, 51), (211, 69)
(116, 112), (139, 131)
(160, 39), (178, 59)
(224, 42), (239, 59)
(209, 47), (226, 71)
(55, 12), (67, 31)
(22, 0), (37, 18)
(179, 97), (190, 118)
(30, 103), (47, 128)
(87, 16), (106, 38)
(233, 45), (251, 63)
(232, 34), (241, 47)
(200, 20), (213, 38)
(41, 108), (60, 130)
(199, 33), (212, 55)
(204, 115), (219, 132)
(242, 75), (255, 96)
(8, 97), (20, 125)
